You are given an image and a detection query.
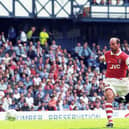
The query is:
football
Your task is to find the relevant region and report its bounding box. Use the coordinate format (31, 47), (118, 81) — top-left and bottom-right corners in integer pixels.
(6, 109), (17, 121)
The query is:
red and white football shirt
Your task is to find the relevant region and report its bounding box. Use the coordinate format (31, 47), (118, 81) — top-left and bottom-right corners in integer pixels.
(104, 50), (129, 79)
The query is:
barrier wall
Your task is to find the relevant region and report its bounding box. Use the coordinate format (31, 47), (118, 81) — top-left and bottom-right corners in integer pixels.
(0, 110), (129, 120)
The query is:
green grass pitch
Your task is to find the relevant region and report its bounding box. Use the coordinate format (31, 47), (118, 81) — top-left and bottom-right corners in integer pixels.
(0, 118), (129, 129)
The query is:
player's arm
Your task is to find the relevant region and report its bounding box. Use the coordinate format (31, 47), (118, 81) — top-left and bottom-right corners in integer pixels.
(126, 57), (129, 69)
(99, 55), (105, 62)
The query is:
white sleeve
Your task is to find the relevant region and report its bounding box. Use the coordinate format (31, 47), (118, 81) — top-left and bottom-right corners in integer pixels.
(126, 57), (129, 69)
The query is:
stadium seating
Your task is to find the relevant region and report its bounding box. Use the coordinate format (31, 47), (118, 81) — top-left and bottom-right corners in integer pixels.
(0, 27), (128, 112)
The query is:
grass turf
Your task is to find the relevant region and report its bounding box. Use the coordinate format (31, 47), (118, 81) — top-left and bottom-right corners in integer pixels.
(0, 118), (129, 129)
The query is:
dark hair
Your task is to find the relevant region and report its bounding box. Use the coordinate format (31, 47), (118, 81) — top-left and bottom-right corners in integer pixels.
(117, 38), (120, 44)
(50, 94), (55, 98)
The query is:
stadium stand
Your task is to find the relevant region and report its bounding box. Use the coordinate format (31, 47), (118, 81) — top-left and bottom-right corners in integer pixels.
(0, 0), (129, 113)
(0, 26), (129, 111)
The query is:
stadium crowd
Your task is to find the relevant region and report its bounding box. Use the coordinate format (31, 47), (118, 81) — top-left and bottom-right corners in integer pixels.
(80, 0), (129, 18)
(91, 0), (128, 5)
(0, 26), (129, 112)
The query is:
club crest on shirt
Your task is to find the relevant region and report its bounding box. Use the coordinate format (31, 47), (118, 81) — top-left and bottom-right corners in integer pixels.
(117, 59), (121, 64)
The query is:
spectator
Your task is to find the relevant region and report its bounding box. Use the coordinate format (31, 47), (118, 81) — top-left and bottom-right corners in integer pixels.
(9, 100), (17, 110)
(0, 34), (3, 46)
(80, 93), (89, 105)
(33, 73), (41, 86)
(0, 104), (5, 112)
(13, 89), (20, 102)
(81, 42), (92, 66)
(62, 100), (69, 110)
(2, 94), (12, 111)
(74, 42), (83, 58)
(25, 93), (34, 109)
(38, 101), (47, 111)
(21, 102), (30, 111)
(33, 93), (42, 110)
(0, 79), (7, 91)
(27, 26), (36, 41)
(8, 26), (16, 46)
(51, 40), (58, 51)
(91, 0), (99, 5)
(19, 30), (27, 43)
(39, 28), (49, 46)
(79, 99), (87, 110)
(2, 53), (11, 64)
(1, 32), (7, 45)
(94, 101), (103, 110)
(6, 45), (15, 57)
(35, 43), (43, 57)
(100, 0), (107, 5)
(69, 100), (76, 110)
(24, 76), (32, 88)
(117, 0), (124, 5)
(27, 46), (36, 59)
(47, 94), (57, 110)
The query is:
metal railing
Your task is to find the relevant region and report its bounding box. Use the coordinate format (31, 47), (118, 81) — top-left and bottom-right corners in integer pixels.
(0, 0), (129, 20)
(89, 5), (129, 19)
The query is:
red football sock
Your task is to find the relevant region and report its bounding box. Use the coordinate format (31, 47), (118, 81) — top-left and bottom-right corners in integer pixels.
(105, 102), (113, 123)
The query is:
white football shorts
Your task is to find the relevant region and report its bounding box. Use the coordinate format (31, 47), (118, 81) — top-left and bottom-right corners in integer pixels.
(103, 78), (129, 96)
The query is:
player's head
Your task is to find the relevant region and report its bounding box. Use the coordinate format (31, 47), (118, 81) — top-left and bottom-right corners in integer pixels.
(109, 37), (120, 53)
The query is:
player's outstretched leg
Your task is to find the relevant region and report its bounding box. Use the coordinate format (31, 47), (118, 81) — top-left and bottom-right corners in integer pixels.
(115, 96), (125, 103)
